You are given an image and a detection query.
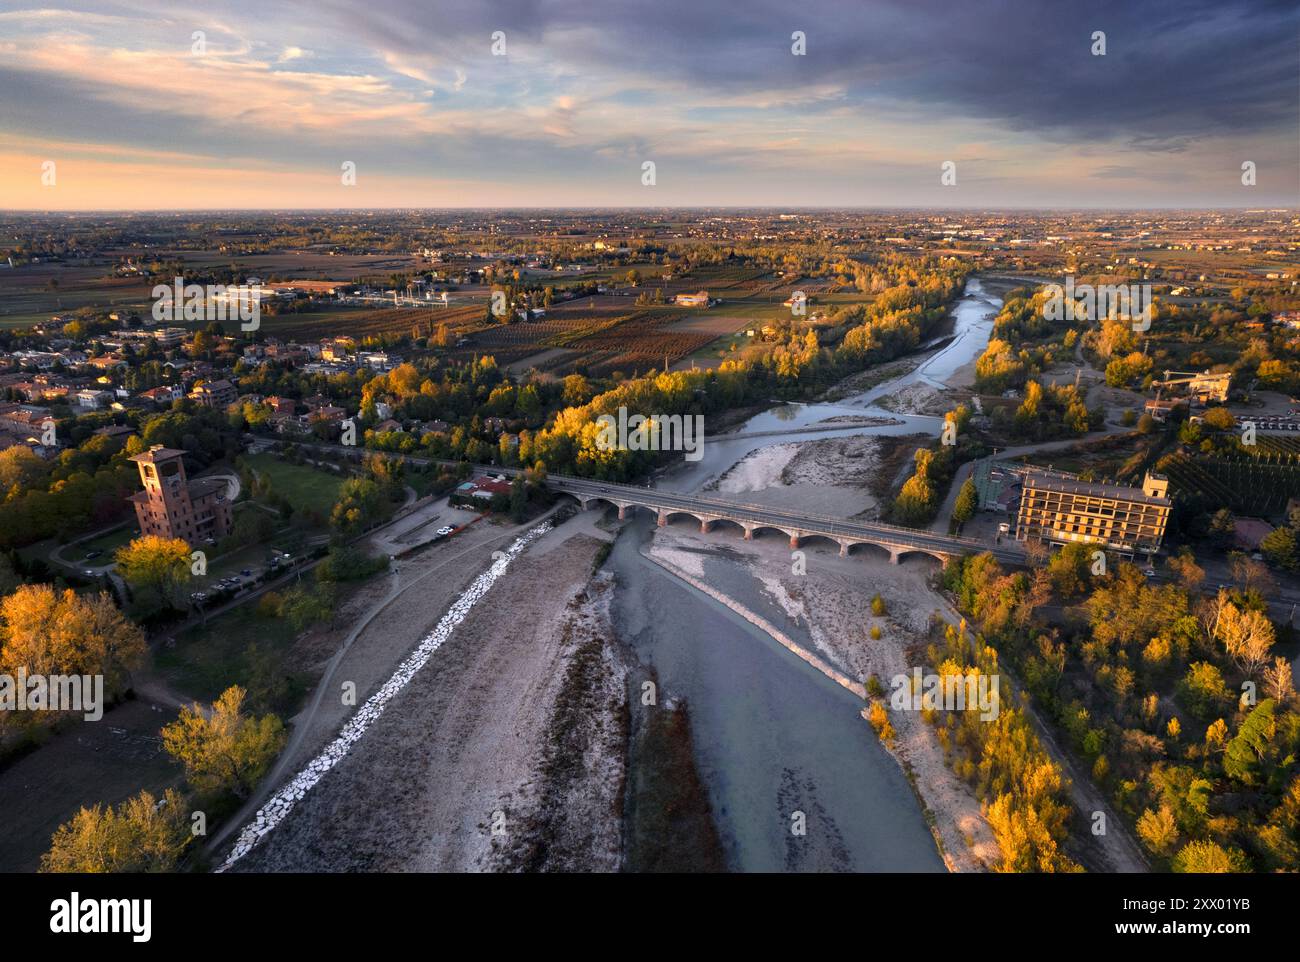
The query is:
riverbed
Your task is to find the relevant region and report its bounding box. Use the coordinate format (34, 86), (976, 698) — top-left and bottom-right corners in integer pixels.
(613, 277), (1004, 871)
(662, 277), (1002, 493)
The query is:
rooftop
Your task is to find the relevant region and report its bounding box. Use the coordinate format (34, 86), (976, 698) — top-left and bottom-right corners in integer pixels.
(1023, 471), (1172, 507)
(128, 445), (185, 464)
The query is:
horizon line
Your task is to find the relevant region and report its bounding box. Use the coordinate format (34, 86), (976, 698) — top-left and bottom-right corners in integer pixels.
(3, 205), (1299, 215)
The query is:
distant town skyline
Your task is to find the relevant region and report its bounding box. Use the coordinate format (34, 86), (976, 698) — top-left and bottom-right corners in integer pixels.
(1, 0), (1297, 210)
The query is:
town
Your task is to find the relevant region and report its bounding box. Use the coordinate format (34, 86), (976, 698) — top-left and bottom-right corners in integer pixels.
(0, 206), (1297, 887)
(0, 2), (1297, 941)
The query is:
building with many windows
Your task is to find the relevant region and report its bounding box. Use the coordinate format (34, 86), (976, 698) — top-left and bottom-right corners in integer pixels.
(1014, 470), (1172, 557)
(127, 445), (233, 545)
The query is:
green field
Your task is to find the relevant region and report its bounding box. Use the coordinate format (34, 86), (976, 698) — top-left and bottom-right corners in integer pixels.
(154, 599), (308, 715)
(242, 453), (345, 520)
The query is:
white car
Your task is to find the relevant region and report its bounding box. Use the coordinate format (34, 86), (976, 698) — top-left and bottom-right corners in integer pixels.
(436, 526), (455, 536)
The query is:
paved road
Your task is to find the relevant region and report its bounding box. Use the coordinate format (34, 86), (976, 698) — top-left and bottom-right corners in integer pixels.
(263, 435), (1022, 564)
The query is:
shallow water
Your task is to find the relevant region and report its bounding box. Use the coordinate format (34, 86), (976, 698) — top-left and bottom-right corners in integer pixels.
(610, 518), (945, 872)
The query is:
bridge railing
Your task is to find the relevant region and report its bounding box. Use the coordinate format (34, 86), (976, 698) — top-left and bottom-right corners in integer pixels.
(270, 441), (997, 551)
(541, 471), (991, 548)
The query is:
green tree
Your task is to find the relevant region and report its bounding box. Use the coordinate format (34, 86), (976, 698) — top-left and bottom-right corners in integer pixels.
(1260, 526), (1298, 570)
(1179, 662), (1231, 720)
(1047, 542), (1094, 598)
(161, 685), (286, 800)
(1223, 699), (1277, 786)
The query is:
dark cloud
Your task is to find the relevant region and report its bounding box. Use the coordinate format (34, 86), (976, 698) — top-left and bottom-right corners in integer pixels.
(319, 0), (1298, 146)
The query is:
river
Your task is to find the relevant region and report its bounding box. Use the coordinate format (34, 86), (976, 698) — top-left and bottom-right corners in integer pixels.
(611, 277), (1003, 871)
(662, 276), (1003, 493)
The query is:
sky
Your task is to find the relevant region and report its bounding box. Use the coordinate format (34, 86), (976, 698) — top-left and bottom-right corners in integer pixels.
(0, 0), (1297, 210)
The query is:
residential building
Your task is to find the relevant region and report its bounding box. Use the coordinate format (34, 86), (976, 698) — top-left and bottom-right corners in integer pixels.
(189, 379), (238, 409)
(75, 389), (113, 410)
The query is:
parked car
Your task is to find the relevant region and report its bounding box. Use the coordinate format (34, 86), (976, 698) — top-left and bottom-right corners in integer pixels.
(83, 549), (102, 560)
(436, 526), (455, 537)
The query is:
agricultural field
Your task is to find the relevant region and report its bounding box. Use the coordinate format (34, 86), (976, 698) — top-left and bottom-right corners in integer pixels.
(0, 260), (156, 327)
(1158, 449), (1300, 517)
(260, 303), (482, 342)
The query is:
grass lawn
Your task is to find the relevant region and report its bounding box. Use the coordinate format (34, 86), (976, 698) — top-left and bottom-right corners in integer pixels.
(243, 452), (345, 521)
(75, 523), (139, 559)
(154, 599), (309, 716)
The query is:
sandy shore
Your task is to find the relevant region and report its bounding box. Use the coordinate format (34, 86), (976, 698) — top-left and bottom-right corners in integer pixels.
(231, 525), (627, 872)
(874, 381), (950, 416)
(706, 434), (885, 518)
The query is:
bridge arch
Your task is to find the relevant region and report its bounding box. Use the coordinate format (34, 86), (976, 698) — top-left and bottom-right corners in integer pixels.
(705, 517), (748, 537)
(577, 495), (623, 515)
(746, 524), (798, 542)
(893, 548), (950, 568)
(844, 540), (893, 562)
(795, 533), (840, 552)
(658, 509), (706, 528)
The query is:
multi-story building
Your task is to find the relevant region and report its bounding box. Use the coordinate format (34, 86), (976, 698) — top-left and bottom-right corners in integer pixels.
(127, 445), (233, 545)
(1015, 470), (1172, 557)
(188, 378), (237, 409)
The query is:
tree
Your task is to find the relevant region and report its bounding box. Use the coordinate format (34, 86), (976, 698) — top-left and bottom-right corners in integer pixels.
(0, 444), (48, 492)
(1260, 526), (1298, 570)
(161, 686), (285, 800)
(1047, 542), (1093, 598)
(952, 476), (978, 527)
(1165, 550), (1205, 594)
(1215, 601), (1275, 676)
(115, 535), (193, 612)
(1208, 508), (1236, 549)
(1179, 662), (1231, 720)
(1136, 805), (1179, 857)
(41, 788), (190, 873)
(1171, 839), (1250, 873)
(1262, 656), (1294, 705)
(1223, 699), (1276, 786)
(893, 448), (937, 523)
(0, 584), (146, 698)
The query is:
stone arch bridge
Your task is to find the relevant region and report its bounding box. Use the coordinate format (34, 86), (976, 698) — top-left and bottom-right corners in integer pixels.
(541, 472), (1020, 567)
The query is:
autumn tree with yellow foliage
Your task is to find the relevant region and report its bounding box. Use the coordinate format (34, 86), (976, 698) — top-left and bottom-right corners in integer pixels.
(41, 788), (190, 873)
(161, 685), (285, 801)
(115, 534), (193, 613)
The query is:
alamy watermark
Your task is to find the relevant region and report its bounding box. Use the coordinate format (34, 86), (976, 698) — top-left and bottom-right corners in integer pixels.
(1043, 276), (1152, 331)
(890, 667), (1000, 721)
(595, 406), (704, 461)
(0, 669), (104, 721)
(151, 276), (261, 331)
